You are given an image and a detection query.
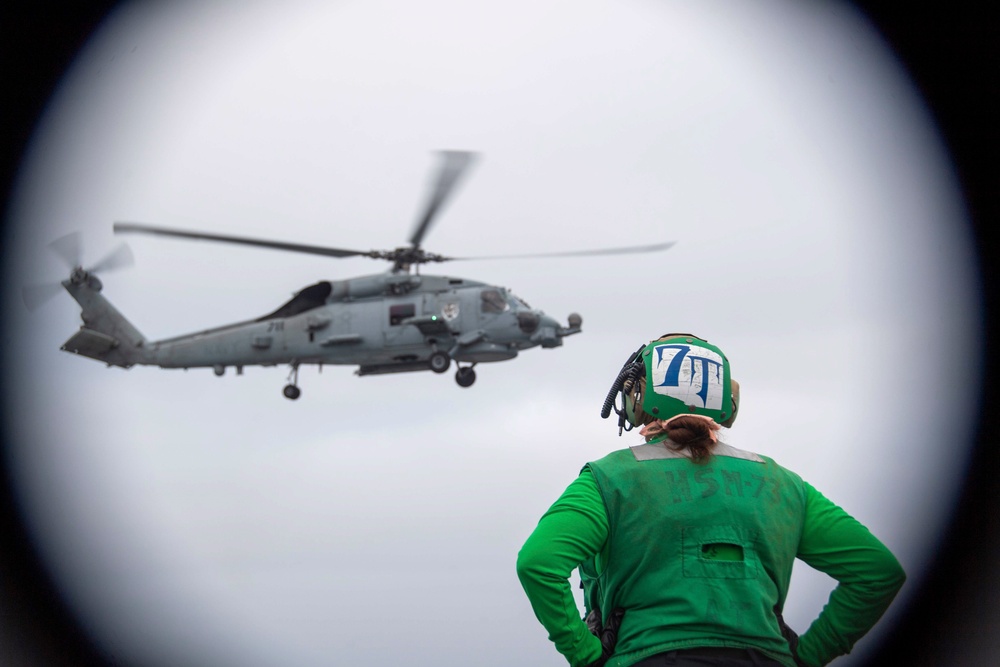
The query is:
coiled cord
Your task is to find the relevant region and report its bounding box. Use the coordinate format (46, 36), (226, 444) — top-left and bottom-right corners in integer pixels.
(601, 344), (647, 435)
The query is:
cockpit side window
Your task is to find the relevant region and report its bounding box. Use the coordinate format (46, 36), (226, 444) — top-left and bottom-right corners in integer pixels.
(481, 289), (508, 313)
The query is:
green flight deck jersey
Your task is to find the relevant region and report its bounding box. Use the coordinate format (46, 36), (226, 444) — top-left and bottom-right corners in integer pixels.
(517, 441), (905, 667)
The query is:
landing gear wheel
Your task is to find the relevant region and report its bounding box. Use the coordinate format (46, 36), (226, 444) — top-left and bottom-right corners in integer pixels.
(455, 366), (476, 388)
(428, 351), (451, 374)
(284, 364), (301, 400)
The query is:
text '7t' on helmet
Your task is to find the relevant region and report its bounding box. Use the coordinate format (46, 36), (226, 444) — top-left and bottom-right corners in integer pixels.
(601, 333), (740, 435)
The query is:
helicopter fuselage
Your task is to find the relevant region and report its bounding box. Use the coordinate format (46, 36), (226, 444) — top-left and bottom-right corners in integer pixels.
(60, 270), (582, 389)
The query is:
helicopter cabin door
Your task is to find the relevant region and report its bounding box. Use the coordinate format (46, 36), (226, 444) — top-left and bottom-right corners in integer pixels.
(382, 298), (425, 358)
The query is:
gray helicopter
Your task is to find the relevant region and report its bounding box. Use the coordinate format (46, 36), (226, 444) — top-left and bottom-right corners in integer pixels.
(30, 152), (673, 399)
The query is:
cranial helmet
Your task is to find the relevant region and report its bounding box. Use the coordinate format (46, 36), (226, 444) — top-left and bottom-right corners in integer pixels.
(600, 333), (740, 435)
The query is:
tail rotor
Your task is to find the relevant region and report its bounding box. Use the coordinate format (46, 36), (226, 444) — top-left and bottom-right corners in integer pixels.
(87, 243), (134, 274)
(21, 282), (66, 312)
(48, 231), (83, 269)
(22, 232), (134, 311)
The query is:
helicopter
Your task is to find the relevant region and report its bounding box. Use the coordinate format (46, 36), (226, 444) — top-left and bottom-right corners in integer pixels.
(29, 151), (673, 399)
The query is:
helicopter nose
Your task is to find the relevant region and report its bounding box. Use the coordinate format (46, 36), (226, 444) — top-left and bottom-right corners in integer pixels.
(516, 311), (540, 334)
(532, 314), (565, 348)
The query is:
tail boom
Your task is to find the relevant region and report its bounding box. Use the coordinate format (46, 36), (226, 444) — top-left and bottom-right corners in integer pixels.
(61, 275), (146, 368)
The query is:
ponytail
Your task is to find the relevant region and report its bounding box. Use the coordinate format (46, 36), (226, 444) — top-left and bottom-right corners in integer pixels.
(640, 414), (721, 463)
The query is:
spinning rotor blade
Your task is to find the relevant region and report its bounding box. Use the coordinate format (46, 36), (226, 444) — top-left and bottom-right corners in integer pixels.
(87, 243), (134, 273)
(115, 222), (372, 259)
(49, 232), (82, 269)
(22, 282), (64, 312)
(409, 151), (477, 249)
(24, 234), (136, 311)
(448, 240), (676, 261)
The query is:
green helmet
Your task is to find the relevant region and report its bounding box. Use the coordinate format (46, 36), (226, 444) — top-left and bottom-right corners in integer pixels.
(601, 333), (739, 434)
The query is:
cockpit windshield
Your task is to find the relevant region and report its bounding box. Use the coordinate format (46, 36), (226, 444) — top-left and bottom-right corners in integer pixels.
(507, 291), (530, 309)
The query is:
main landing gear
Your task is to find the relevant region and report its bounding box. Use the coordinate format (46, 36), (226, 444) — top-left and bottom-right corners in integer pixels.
(283, 364), (301, 400)
(455, 364), (476, 388)
(430, 351), (474, 386)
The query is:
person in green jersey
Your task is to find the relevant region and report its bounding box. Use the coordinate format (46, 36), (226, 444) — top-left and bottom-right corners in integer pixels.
(517, 333), (905, 667)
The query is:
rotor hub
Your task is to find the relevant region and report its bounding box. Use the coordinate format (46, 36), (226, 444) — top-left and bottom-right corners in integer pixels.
(369, 247), (450, 272)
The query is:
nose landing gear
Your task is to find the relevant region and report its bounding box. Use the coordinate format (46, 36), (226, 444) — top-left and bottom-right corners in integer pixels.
(455, 365), (476, 388)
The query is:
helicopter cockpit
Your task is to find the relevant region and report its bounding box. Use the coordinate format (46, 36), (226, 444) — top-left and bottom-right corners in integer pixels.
(480, 288), (509, 313)
(480, 287), (532, 314)
(476, 287), (540, 333)
(508, 291), (530, 309)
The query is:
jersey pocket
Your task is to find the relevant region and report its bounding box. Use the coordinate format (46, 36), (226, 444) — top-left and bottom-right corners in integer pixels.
(681, 525), (760, 579)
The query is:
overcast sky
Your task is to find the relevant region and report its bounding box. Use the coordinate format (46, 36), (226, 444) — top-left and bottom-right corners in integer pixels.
(1, 2), (982, 666)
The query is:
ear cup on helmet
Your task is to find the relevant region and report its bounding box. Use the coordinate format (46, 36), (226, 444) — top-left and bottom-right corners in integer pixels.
(625, 375), (650, 427)
(720, 379), (740, 428)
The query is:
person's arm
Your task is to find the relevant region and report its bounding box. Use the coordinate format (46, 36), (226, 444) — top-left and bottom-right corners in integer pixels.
(517, 469), (609, 667)
(795, 482), (906, 667)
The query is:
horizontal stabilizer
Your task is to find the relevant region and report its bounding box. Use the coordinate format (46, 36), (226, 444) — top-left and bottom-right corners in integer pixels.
(61, 328), (127, 366)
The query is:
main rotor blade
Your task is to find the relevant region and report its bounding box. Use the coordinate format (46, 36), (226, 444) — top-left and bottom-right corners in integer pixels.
(114, 222), (372, 259)
(409, 151), (478, 249)
(49, 232), (82, 269)
(87, 243), (134, 274)
(448, 241), (676, 261)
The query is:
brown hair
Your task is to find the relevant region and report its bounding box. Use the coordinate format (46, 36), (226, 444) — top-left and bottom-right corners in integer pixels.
(664, 415), (718, 463)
